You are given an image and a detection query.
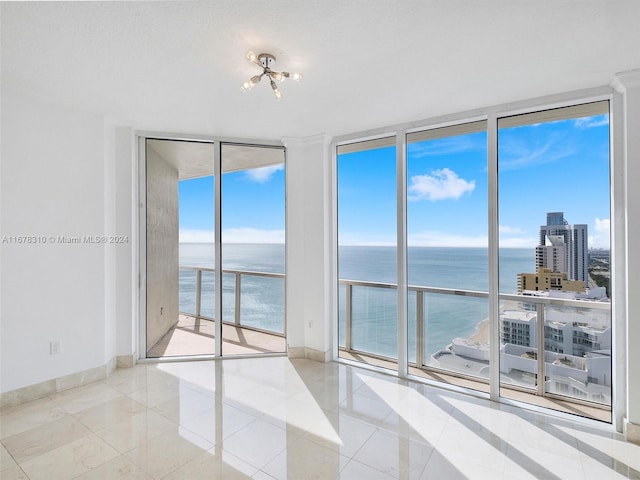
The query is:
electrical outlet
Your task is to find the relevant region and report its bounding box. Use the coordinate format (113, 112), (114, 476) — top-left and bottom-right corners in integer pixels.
(50, 340), (61, 355)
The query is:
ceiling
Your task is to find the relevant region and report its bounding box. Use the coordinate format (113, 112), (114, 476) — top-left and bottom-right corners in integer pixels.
(147, 139), (284, 179)
(2, 1), (639, 141)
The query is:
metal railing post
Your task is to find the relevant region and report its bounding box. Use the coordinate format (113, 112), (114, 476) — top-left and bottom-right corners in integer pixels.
(234, 272), (241, 325)
(195, 268), (202, 319)
(536, 303), (545, 396)
(345, 283), (352, 351)
(416, 290), (424, 367)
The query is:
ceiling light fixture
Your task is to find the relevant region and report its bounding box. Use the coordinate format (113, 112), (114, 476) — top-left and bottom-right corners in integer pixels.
(241, 51), (302, 100)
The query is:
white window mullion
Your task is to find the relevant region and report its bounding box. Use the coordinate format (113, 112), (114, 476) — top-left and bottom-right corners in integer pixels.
(214, 142), (222, 357)
(397, 132), (408, 377)
(487, 113), (500, 401)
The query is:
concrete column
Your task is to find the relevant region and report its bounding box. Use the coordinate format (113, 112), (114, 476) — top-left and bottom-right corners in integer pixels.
(283, 134), (333, 362)
(612, 69), (640, 444)
(145, 146), (179, 352)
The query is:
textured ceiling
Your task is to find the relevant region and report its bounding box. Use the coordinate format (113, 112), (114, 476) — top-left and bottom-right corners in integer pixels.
(2, 1), (640, 141)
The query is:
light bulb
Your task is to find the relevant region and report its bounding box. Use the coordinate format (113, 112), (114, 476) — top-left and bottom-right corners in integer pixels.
(270, 79), (282, 100)
(289, 72), (303, 81)
(246, 51), (258, 63)
(271, 72), (285, 82)
(241, 74), (261, 91)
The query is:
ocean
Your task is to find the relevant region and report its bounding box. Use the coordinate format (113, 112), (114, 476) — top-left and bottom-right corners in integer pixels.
(179, 243), (533, 358)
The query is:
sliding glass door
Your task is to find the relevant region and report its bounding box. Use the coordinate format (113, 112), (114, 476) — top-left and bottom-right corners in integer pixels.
(144, 138), (286, 358)
(220, 144), (286, 355)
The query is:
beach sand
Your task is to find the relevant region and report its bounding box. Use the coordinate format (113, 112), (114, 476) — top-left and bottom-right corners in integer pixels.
(468, 317), (490, 344)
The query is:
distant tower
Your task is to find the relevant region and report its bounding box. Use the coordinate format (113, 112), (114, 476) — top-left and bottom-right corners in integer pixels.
(538, 212), (588, 282)
(571, 224), (589, 283)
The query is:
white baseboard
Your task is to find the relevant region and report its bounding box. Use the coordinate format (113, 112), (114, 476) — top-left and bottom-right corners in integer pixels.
(287, 346), (331, 363)
(624, 418), (640, 445)
(1, 357), (119, 409)
(117, 354), (137, 368)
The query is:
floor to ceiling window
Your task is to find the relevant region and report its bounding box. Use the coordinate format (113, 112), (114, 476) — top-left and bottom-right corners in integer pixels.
(406, 122), (489, 392)
(337, 137), (398, 367)
(143, 138), (286, 358)
(221, 143), (286, 355)
(497, 101), (611, 420)
(335, 98), (612, 421)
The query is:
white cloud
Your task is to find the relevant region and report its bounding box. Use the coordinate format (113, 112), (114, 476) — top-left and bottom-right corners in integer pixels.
(498, 224), (537, 248)
(180, 228), (285, 244)
(595, 217), (610, 232)
(407, 230), (537, 248)
(223, 228), (285, 244)
(408, 232), (487, 247)
(498, 236), (539, 248)
(589, 217), (610, 249)
(408, 168), (475, 201)
(245, 164), (284, 183)
(338, 233), (396, 246)
(180, 229), (214, 243)
(499, 225), (525, 235)
(499, 139), (576, 171)
(574, 115), (609, 129)
(408, 136), (484, 158)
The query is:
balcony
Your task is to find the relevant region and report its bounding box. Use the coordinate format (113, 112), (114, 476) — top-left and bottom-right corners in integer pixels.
(338, 278), (612, 422)
(147, 266), (286, 357)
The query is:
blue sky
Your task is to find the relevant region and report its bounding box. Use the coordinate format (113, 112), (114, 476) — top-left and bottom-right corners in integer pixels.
(338, 113), (610, 248)
(179, 165), (285, 243)
(178, 113), (610, 249)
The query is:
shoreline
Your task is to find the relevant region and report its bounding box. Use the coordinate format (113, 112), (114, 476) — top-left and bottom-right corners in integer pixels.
(467, 317), (490, 344)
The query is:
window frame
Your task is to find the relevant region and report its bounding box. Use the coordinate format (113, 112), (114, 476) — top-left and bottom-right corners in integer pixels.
(331, 86), (622, 428)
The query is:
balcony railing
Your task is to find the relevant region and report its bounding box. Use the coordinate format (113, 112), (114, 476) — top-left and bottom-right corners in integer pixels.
(179, 265), (285, 337)
(339, 278), (612, 407)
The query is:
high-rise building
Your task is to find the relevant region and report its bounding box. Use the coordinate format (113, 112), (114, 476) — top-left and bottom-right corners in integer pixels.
(517, 268), (585, 294)
(538, 212), (588, 283)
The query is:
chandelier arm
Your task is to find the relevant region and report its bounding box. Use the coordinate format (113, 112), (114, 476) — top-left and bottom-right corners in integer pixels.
(243, 51), (301, 99)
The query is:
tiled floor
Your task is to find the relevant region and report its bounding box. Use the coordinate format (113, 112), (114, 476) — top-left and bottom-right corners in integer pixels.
(1, 357), (638, 479)
(340, 351), (612, 422)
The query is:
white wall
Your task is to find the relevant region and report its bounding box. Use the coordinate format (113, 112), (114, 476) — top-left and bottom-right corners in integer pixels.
(114, 127), (136, 360)
(284, 135), (333, 360)
(0, 85), (124, 392)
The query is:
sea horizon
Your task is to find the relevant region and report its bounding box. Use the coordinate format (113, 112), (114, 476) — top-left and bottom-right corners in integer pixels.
(178, 243), (539, 358)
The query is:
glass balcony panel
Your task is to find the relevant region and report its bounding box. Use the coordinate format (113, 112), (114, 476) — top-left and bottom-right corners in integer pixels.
(237, 274), (285, 334)
(350, 285), (398, 359)
(420, 292), (489, 380)
(179, 268), (197, 316)
(200, 270), (215, 318)
(222, 271), (237, 324)
(499, 298), (539, 391)
(543, 304), (611, 406)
